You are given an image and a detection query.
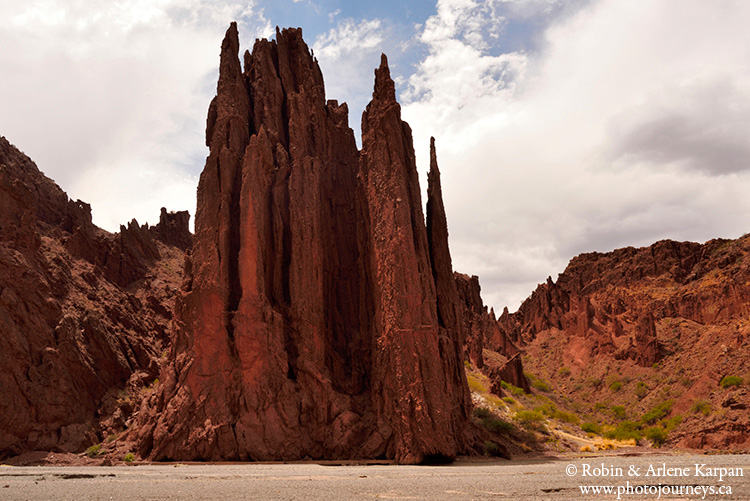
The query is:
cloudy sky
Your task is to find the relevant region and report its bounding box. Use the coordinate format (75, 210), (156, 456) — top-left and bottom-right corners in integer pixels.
(2, 0), (750, 311)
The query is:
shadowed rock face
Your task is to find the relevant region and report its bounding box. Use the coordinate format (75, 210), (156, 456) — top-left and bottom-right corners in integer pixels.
(133, 24), (475, 464)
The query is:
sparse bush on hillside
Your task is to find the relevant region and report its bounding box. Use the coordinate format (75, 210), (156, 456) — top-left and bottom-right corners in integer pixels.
(473, 407), (492, 420)
(474, 407), (514, 433)
(85, 444), (102, 458)
(554, 410), (580, 425)
(558, 367), (571, 377)
(691, 399), (711, 416)
(635, 381), (648, 399)
(515, 410), (545, 429)
(467, 373), (487, 393)
(534, 403), (557, 418)
(603, 421), (641, 441)
(720, 376), (743, 388)
(525, 373), (552, 392)
(500, 381), (525, 396)
(486, 394), (503, 408)
(644, 426), (668, 446)
(581, 422), (601, 434)
(123, 452), (134, 462)
(641, 400), (674, 425)
(612, 405), (627, 421)
(609, 381), (623, 392)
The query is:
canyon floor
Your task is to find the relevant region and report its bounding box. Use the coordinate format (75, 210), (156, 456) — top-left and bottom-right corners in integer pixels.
(1, 452), (748, 500)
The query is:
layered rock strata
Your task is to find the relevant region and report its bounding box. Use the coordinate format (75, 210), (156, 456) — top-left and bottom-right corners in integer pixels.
(133, 24), (474, 463)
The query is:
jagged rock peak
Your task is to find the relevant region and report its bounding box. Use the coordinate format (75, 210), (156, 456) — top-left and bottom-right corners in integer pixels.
(373, 53), (396, 103)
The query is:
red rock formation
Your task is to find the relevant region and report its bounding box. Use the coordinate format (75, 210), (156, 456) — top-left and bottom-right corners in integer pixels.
(150, 208), (193, 251)
(455, 273), (530, 392)
(0, 136), (186, 459)
(132, 25), (475, 464)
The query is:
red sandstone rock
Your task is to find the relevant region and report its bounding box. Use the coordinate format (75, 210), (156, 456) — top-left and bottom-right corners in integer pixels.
(0, 136), (186, 459)
(132, 25), (475, 464)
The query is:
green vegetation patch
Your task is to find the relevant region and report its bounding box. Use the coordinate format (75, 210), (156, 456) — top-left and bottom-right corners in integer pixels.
(640, 400), (674, 425)
(467, 373), (487, 393)
(500, 381), (525, 396)
(85, 444), (102, 458)
(691, 399), (711, 416)
(720, 376), (743, 388)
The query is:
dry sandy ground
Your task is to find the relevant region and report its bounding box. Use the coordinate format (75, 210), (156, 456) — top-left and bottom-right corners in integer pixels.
(1, 453), (748, 500)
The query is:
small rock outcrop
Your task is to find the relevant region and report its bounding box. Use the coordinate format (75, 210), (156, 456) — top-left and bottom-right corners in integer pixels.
(132, 24), (475, 464)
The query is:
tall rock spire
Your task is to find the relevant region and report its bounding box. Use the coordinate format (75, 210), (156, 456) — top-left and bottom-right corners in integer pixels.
(133, 25), (474, 464)
(360, 59), (471, 463)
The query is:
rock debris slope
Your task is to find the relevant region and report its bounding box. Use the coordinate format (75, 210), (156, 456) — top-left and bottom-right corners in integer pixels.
(132, 24), (476, 463)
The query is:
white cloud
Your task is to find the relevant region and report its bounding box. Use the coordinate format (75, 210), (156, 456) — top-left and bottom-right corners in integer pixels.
(312, 18), (402, 143)
(402, 0), (750, 311)
(0, 0), (272, 231)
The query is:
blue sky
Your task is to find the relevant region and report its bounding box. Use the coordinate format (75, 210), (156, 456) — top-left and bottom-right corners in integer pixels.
(1, 0), (750, 311)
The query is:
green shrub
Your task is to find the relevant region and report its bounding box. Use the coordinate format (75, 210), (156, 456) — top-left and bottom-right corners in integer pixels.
(558, 367), (571, 377)
(500, 381), (525, 396)
(661, 415), (682, 431)
(123, 453), (134, 462)
(515, 410), (545, 429)
(634, 382), (648, 399)
(554, 410), (580, 425)
(483, 441), (503, 457)
(85, 444), (102, 458)
(594, 402), (607, 410)
(485, 417), (515, 433)
(534, 403), (557, 418)
(603, 421), (641, 441)
(691, 399), (711, 416)
(474, 407), (514, 433)
(612, 405), (627, 421)
(609, 381), (623, 392)
(641, 400), (674, 425)
(473, 407), (492, 420)
(533, 379), (551, 392)
(644, 426), (668, 446)
(581, 422), (601, 434)
(503, 396), (516, 405)
(720, 376), (743, 388)
(525, 372), (552, 392)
